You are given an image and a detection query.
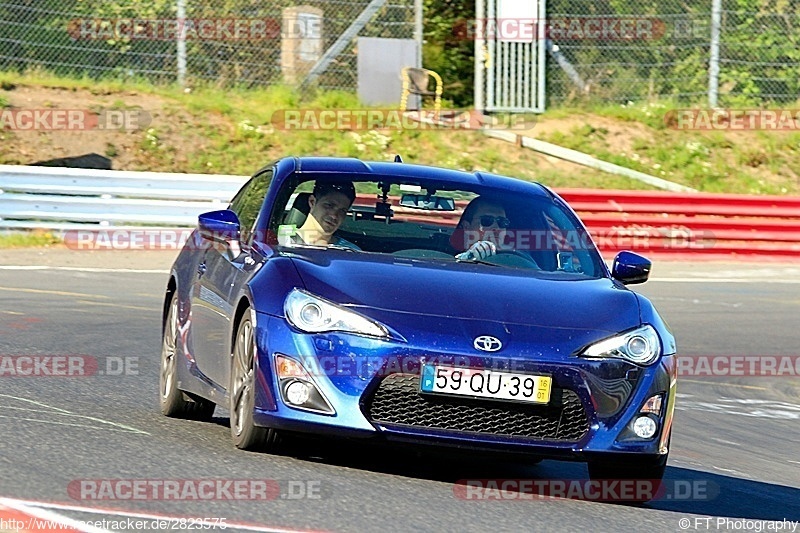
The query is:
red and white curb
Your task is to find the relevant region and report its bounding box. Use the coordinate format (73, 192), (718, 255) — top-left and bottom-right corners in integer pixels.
(0, 497), (107, 532)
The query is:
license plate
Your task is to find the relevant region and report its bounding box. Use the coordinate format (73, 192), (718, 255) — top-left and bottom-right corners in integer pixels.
(420, 364), (552, 404)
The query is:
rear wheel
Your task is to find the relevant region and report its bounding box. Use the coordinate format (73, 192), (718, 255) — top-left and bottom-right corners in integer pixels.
(159, 293), (215, 420)
(229, 311), (280, 451)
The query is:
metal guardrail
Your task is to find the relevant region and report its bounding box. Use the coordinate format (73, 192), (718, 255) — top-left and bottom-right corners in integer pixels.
(0, 165), (246, 228)
(2, 165), (799, 261)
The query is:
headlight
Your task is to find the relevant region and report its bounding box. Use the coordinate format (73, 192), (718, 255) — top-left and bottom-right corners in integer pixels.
(580, 325), (661, 365)
(284, 288), (389, 338)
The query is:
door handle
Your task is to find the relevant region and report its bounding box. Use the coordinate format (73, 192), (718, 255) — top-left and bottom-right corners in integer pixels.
(197, 262), (207, 276)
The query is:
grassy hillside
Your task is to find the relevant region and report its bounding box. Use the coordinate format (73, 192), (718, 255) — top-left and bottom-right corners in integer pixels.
(1, 71), (799, 195)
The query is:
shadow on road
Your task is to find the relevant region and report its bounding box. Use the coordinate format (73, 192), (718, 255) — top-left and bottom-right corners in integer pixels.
(243, 430), (800, 520)
(649, 466), (800, 520)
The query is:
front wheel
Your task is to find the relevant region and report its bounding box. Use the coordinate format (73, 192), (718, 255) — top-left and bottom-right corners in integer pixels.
(159, 293), (215, 420)
(229, 311), (280, 451)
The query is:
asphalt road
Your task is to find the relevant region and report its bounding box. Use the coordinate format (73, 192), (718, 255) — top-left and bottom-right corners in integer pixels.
(1, 252), (799, 533)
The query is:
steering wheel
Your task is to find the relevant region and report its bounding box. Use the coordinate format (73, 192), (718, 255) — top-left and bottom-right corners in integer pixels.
(487, 250), (541, 269)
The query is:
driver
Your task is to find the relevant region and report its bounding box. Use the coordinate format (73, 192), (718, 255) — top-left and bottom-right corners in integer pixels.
(293, 181), (360, 249)
(452, 197), (510, 260)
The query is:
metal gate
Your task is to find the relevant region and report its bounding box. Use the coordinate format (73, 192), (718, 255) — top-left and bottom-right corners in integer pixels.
(474, 0), (546, 113)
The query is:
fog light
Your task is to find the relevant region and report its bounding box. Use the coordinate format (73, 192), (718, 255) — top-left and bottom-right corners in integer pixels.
(274, 353), (335, 415)
(285, 380), (311, 405)
(633, 415), (658, 439)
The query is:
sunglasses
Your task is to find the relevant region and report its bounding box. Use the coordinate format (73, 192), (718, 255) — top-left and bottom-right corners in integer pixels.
(478, 215), (511, 228)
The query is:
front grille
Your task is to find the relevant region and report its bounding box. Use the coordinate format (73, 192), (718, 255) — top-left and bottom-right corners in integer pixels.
(365, 373), (589, 442)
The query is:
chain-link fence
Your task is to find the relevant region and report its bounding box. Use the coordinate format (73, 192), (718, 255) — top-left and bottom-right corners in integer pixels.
(2, 0), (800, 106)
(0, 0), (417, 90)
(546, 0), (800, 106)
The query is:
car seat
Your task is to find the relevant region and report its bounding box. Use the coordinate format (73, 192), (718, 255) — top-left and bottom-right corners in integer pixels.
(283, 192), (311, 227)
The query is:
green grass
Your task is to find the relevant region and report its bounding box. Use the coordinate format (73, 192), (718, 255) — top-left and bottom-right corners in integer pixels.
(2, 70), (799, 194)
(535, 102), (800, 194)
(0, 231), (62, 248)
(0, 73), (153, 99)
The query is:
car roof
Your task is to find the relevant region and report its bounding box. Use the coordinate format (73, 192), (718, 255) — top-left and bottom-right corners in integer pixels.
(274, 156), (554, 199)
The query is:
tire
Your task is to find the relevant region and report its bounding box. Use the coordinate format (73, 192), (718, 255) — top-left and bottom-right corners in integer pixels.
(229, 311), (280, 451)
(159, 293), (215, 420)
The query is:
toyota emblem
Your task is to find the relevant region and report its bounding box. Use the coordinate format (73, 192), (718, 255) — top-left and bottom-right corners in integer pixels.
(474, 335), (502, 352)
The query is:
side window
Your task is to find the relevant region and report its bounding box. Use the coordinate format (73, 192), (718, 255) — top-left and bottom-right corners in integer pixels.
(542, 205), (601, 277)
(229, 169), (273, 243)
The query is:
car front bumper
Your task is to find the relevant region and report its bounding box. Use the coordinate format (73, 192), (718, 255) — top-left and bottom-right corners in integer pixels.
(252, 313), (676, 460)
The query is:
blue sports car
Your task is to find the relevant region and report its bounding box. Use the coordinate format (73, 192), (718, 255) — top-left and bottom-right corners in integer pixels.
(160, 156), (676, 483)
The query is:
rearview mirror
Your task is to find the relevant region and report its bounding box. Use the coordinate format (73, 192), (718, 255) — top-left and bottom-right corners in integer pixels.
(399, 193), (456, 211)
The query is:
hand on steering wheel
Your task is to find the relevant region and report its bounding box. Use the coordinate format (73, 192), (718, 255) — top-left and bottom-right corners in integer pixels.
(455, 240), (497, 261)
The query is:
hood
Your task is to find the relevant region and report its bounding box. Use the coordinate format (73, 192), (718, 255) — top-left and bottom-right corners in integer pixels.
(287, 250), (640, 334)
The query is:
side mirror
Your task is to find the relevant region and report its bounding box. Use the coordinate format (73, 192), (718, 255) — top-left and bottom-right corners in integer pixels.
(198, 210), (242, 258)
(611, 250), (651, 285)
(198, 210), (240, 241)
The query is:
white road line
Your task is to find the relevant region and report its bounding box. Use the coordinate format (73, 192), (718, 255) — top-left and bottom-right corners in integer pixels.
(710, 465), (753, 478)
(678, 379), (768, 390)
(0, 497), (111, 533)
(0, 394), (149, 435)
(651, 277), (800, 283)
(710, 438), (741, 447)
(75, 299), (154, 312)
(0, 415), (150, 433)
(677, 398), (800, 419)
(0, 265), (167, 274)
(8, 499), (324, 533)
(648, 296), (742, 308)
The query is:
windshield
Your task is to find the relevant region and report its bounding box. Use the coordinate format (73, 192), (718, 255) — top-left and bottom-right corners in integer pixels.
(269, 175), (605, 278)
